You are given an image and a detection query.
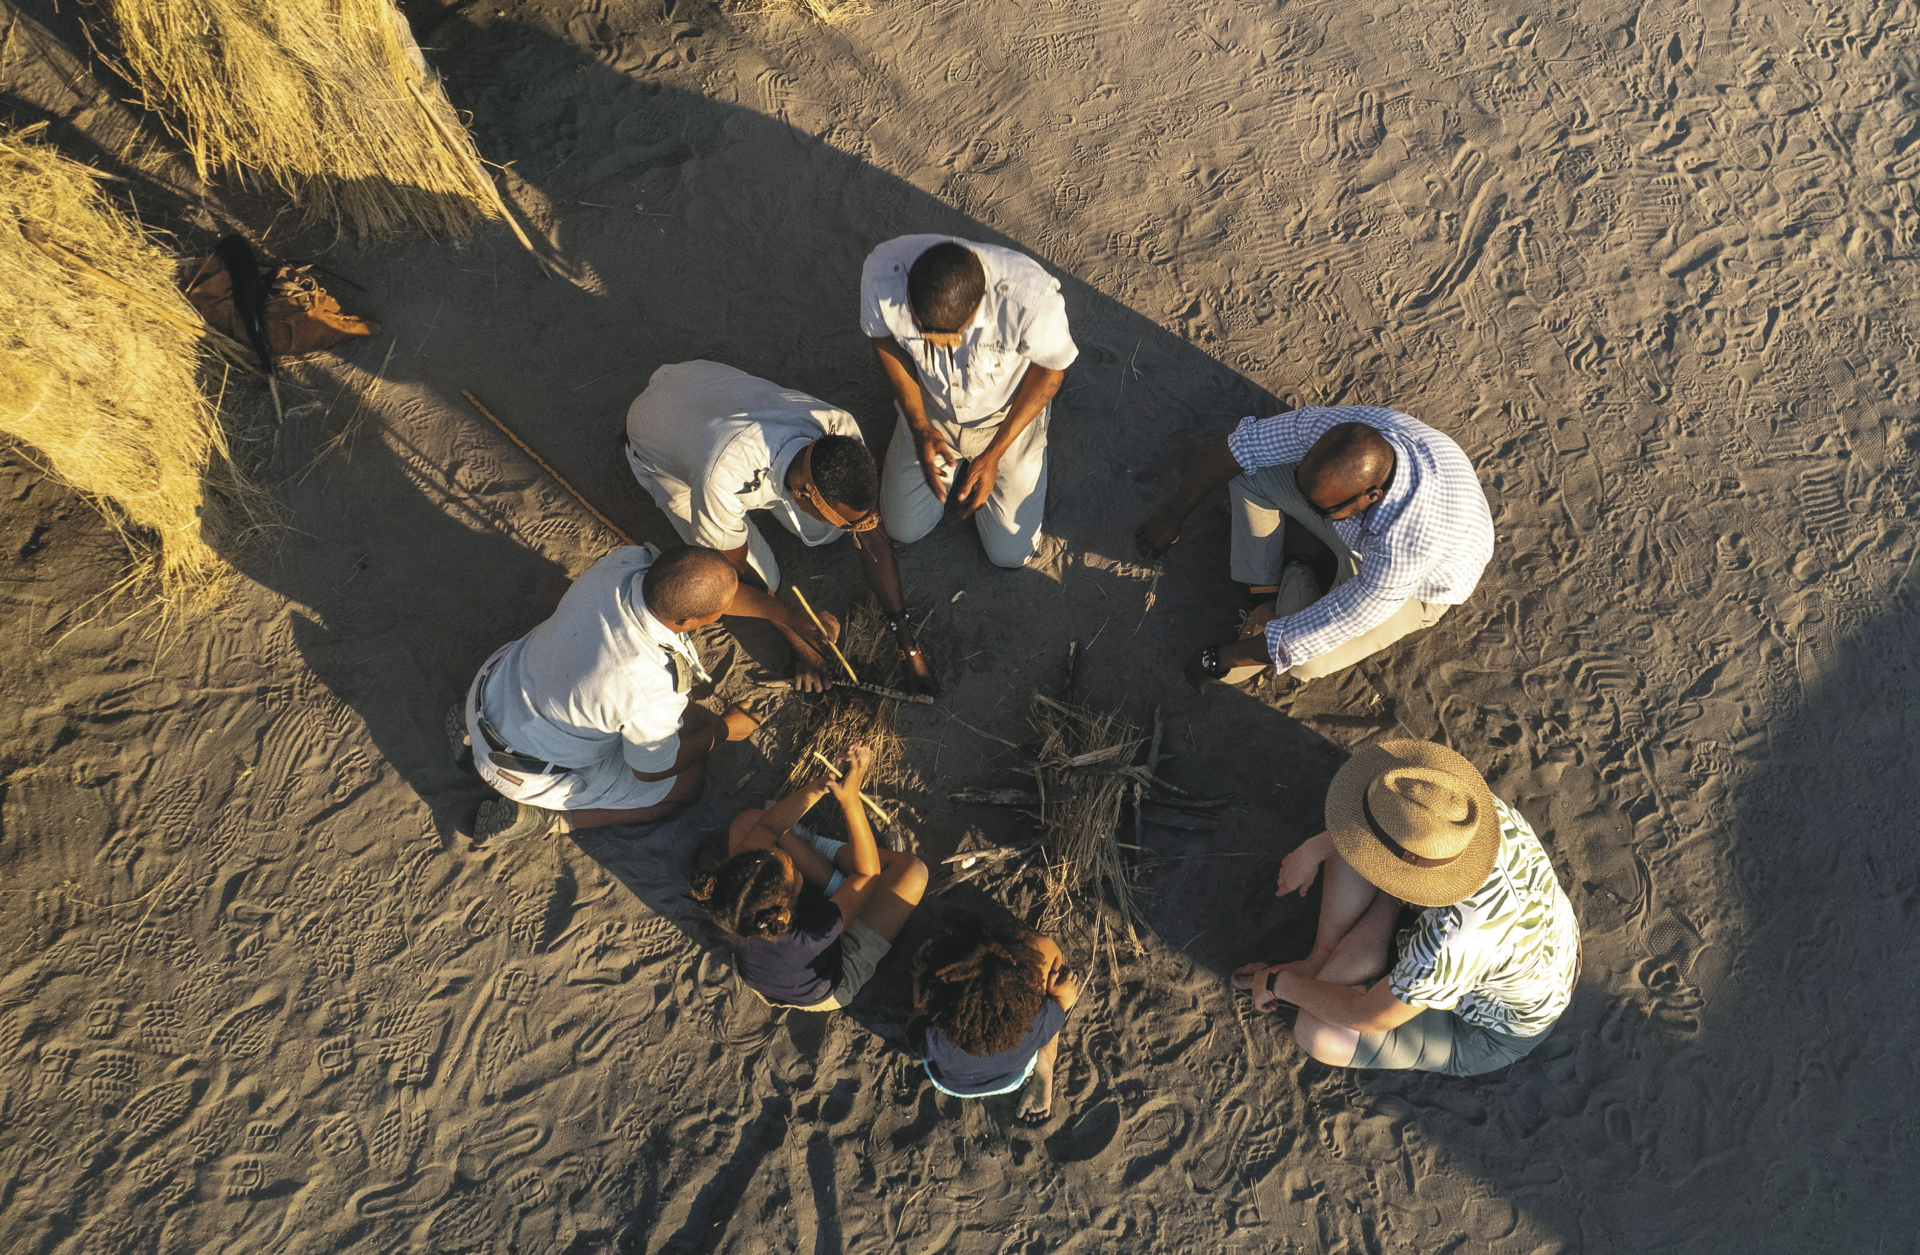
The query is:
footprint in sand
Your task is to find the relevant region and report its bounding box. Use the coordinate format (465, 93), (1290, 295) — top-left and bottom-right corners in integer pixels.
(1044, 1099), (1120, 1164)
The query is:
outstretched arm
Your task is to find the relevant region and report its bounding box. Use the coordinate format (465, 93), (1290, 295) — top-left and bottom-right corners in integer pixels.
(1135, 435), (1244, 559)
(1272, 972), (1422, 1034)
(952, 364), (1066, 518)
(849, 534), (939, 694)
(872, 337), (955, 501)
(723, 583), (840, 693)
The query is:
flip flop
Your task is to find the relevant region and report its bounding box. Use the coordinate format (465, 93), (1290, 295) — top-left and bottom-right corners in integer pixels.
(474, 798), (562, 845)
(446, 701), (473, 769)
(1231, 962), (1270, 992)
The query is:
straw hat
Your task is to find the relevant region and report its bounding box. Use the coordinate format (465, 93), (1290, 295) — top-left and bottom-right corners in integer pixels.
(1325, 740), (1501, 908)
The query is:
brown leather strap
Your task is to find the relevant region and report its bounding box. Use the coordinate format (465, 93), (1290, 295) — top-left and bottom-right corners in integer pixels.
(794, 441), (879, 535)
(1363, 790), (1466, 869)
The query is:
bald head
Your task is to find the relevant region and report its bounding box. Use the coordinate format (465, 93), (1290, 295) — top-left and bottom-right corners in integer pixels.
(1296, 423), (1396, 518)
(641, 545), (738, 628)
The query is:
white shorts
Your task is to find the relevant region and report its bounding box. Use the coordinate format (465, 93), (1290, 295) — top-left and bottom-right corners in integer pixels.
(465, 645), (676, 812)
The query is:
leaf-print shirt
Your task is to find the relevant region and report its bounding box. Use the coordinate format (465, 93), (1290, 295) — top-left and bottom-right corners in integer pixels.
(1389, 799), (1580, 1037)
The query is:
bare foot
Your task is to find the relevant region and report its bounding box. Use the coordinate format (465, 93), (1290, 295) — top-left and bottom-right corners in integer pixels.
(1017, 1047), (1057, 1122)
(721, 702), (765, 741)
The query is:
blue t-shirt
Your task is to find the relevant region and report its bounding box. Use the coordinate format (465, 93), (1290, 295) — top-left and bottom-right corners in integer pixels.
(733, 892), (845, 1006)
(920, 998), (1068, 1095)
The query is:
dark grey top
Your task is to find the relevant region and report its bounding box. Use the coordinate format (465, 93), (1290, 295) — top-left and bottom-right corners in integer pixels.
(733, 892), (844, 1006)
(920, 998), (1068, 1095)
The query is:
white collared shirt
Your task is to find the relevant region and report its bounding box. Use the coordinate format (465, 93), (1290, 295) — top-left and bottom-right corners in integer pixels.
(482, 547), (708, 772)
(860, 235), (1078, 425)
(625, 360), (862, 551)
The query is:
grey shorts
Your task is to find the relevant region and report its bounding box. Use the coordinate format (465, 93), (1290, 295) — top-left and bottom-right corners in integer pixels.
(1351, 1008), (1549, 1077)
(747, 921), (892, 1013)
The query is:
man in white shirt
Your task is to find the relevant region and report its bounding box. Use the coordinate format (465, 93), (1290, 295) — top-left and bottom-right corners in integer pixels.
(1135, 406), (1494, 687)
(624, 360), (936, 693)
(862, 235), (1078, 568)
(461, 545), (765, 844)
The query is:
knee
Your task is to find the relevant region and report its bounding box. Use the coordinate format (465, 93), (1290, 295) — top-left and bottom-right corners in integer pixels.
(982, 532), (1040, 569)
(890, 854), (930, 902)
(883, 518), (927, 545)
(1293, 1013), (1349, 1066)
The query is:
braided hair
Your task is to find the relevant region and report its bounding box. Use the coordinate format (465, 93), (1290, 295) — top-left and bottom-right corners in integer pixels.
(689, 850), (797, 939)
(915, 912), (1048, 1057)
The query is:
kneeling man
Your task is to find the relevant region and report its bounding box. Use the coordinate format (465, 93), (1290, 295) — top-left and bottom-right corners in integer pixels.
(863, 235), (1077, 568)
(625, 360), (936, 693)
(1237, 740), (1580, 1076)
(464, 545), (762, 844)
(1136, 406), (1493, 686)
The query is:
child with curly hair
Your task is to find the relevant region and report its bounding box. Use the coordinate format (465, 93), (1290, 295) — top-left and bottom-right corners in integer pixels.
(911, 911), (1082, 1120)
(690, 745), (926, 1011)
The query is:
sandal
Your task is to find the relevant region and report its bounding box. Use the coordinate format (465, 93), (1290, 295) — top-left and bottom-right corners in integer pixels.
(474, 798), (563, 845)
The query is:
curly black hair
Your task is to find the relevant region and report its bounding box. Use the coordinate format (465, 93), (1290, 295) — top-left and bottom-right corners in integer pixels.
(915, 911), (1047, 1057)
(809, 434), (878, 515)
(689, 850), (796, 939)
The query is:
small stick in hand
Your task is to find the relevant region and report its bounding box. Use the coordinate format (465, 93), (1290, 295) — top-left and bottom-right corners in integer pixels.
(790, 586), (859, 684)
(811, 749), (897, 832)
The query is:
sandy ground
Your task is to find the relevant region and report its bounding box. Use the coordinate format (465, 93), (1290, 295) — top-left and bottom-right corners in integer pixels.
(5, 0), (1920, 1251)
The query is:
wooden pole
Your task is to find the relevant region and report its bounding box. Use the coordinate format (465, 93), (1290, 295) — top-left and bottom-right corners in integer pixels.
(460, 390), (636, 547)
(790, 585), (859, 684)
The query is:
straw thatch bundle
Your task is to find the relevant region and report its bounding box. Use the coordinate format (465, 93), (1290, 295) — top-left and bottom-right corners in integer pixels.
(95, 0), (499, 243)
(778, 598), (923, 842)
(0, 125), (270, 599)
(1028, 694), (1148, 952)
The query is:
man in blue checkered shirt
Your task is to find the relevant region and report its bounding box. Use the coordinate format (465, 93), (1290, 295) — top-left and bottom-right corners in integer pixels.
(1136, 407), (1494, 689)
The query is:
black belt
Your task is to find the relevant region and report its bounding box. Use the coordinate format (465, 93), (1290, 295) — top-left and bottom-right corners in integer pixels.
(473, 660), (568, 776)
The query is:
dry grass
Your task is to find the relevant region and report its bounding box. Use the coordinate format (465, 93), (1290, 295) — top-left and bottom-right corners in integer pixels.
(1029, 693), (1148, 959)
(0, 124), (275, 604)
(96, 0), (499, 243)
(779, 597), (923, 842)
(757, 0), (873, 24)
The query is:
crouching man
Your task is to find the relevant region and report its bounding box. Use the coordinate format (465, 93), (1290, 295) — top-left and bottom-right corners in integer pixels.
(1236, 740), (1580, 1076)
(624, 359), (937, 693)
(459, 545), (764, 844)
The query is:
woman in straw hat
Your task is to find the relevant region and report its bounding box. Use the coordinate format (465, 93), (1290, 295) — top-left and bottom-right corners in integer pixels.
(1235, 740), (1580, 1076)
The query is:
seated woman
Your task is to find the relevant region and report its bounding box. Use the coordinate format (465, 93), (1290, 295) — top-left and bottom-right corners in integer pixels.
(911, 911), (1082, 1120)
(690, 745), (927, 1011)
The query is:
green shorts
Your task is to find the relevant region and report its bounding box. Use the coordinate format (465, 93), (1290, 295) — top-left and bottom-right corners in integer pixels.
(1351, 1008), (1549, 1076)
(785, 921), (891, 1013)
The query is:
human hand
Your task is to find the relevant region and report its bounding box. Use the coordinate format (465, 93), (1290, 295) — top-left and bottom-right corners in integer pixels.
(1134, 507), (1181, 560)
(1275, 832), (1330, 898)
(828, 744), (873, 800)
(916, 429), (957, 500)
(1047, 962), (1083, 1013)
(786, 609), (840, 693)
(953, 451), (1000, 518)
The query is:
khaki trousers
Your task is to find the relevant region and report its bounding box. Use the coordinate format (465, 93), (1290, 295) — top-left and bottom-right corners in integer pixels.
(1226, 462), (1446, 682)
(880, 400), (1049, 568)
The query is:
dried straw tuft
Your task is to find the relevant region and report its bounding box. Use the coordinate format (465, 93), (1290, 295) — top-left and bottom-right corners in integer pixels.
(1029, 693), (1148, 958)
(96, 0), (499, 243)
(0, 124), (273, 602)
(758, 0), (873, 24)
(779, 597), (922, 841)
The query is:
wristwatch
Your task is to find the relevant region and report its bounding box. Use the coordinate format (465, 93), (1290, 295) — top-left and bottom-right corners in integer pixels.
(1199, 646), (1229, 678)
